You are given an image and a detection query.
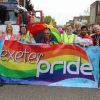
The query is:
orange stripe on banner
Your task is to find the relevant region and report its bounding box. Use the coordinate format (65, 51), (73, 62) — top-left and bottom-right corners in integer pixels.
(42, 49), (89, 61)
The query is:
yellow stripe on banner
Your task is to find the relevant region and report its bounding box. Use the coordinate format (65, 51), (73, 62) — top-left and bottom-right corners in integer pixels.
(0, 55), (88, 71)
(0, 60), (37, 70)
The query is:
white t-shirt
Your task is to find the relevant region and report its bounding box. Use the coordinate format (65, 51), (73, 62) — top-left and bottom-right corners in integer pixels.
(75, 37), (93, 46)
(5, 35), (11, 40)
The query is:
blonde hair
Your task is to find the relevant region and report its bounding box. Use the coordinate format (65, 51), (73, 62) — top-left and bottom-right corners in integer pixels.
(74, 21), (81, 25)
(6, 24), (13, 35)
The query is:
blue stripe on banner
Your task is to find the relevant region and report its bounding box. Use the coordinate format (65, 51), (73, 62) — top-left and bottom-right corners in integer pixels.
(0, 68), (95, 84)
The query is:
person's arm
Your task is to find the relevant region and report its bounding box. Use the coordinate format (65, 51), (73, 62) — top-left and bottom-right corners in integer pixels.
(75, 36), (93, 46)
(75, 36), (86, 46)
(82, 38), (93, 46)
(29, 34), (36, 43)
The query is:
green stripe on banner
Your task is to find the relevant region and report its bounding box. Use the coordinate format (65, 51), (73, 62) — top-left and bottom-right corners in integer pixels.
(0, 64), (64, 78)
(0, 64), (36, 78)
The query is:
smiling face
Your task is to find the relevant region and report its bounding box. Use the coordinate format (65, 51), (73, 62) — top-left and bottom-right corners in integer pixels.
(66, 25), (73, 34)
(6, 24), (13, 35)
(75, 23), (81, 30)
(20, 26), (27, 35)
(81, 28), (87, 35)
(44, 28), (51, 39)
(95, 27), (100, 35)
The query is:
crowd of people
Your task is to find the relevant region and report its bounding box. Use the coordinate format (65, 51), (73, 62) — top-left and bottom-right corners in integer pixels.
(0, 22), (100, 86)
(59, 21), (100, 46)
(0, 21), (100, 47)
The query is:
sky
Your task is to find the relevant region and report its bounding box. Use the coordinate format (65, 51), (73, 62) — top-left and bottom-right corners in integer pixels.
(31, 0), (96, 25)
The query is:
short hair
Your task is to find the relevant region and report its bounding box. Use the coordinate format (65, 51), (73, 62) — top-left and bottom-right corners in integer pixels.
(95, 26), (100, 30)
(44, 27), (51, 32)
(19, 24), (27, 34)
(81, 26), (88, 30)
(66, 24), (71, 27)
(93, 25), (100, 30)
(74, 21), (81, 25)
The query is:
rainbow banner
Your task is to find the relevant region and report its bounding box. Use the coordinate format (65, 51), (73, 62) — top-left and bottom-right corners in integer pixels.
(0, 40), (100, 88)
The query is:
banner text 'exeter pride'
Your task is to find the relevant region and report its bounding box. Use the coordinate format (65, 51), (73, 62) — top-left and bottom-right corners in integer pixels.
(0, 49), (93, 77)
(0, 49), (43, 64)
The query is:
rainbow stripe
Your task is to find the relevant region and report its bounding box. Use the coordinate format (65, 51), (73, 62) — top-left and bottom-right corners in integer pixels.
(0, 40), (93, 85)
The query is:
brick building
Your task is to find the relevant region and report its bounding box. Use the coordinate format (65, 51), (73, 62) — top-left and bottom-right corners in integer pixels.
(73, 16), (90, 25)
(90, 1), (100, 25)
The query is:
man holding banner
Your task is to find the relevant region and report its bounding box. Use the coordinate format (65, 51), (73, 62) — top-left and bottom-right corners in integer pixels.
(61, 24), (93, 46)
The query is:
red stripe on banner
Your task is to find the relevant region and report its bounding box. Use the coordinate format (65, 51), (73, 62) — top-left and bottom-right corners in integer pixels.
(3, 40), (89, 61)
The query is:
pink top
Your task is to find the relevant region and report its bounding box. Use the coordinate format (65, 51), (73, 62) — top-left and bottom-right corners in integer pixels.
(0, 33), (15, 40)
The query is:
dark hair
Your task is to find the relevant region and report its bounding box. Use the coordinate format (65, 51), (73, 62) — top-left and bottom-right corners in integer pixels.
(44, 28), (51, 32)
(81, 26), (88, 30)
(19, 24), (27, 35)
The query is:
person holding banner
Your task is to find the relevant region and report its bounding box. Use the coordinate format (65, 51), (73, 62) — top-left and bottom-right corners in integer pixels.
(79, 26), (93, 46)
(61, 24), (93, 47)
(73, 21), (81, 35)
(91, 26), (100, 46)
(0, 24), (15, 40)
(38, 28), (57, 44)
(61, 24), (78, 44)
(17, 24), (36, 44)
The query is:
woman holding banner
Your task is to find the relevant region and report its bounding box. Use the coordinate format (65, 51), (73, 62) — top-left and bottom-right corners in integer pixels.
(17, 24), (36, 44)
(0, 24), (15, 40)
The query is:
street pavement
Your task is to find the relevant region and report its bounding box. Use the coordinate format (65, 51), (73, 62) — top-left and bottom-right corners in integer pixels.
(0, 84), (100, 100)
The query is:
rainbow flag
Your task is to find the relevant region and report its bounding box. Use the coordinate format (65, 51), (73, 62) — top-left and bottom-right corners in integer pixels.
(0, 40), (98, 88)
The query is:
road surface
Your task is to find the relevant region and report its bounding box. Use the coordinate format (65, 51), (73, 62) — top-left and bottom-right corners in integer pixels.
(0, 84), (100, 100)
